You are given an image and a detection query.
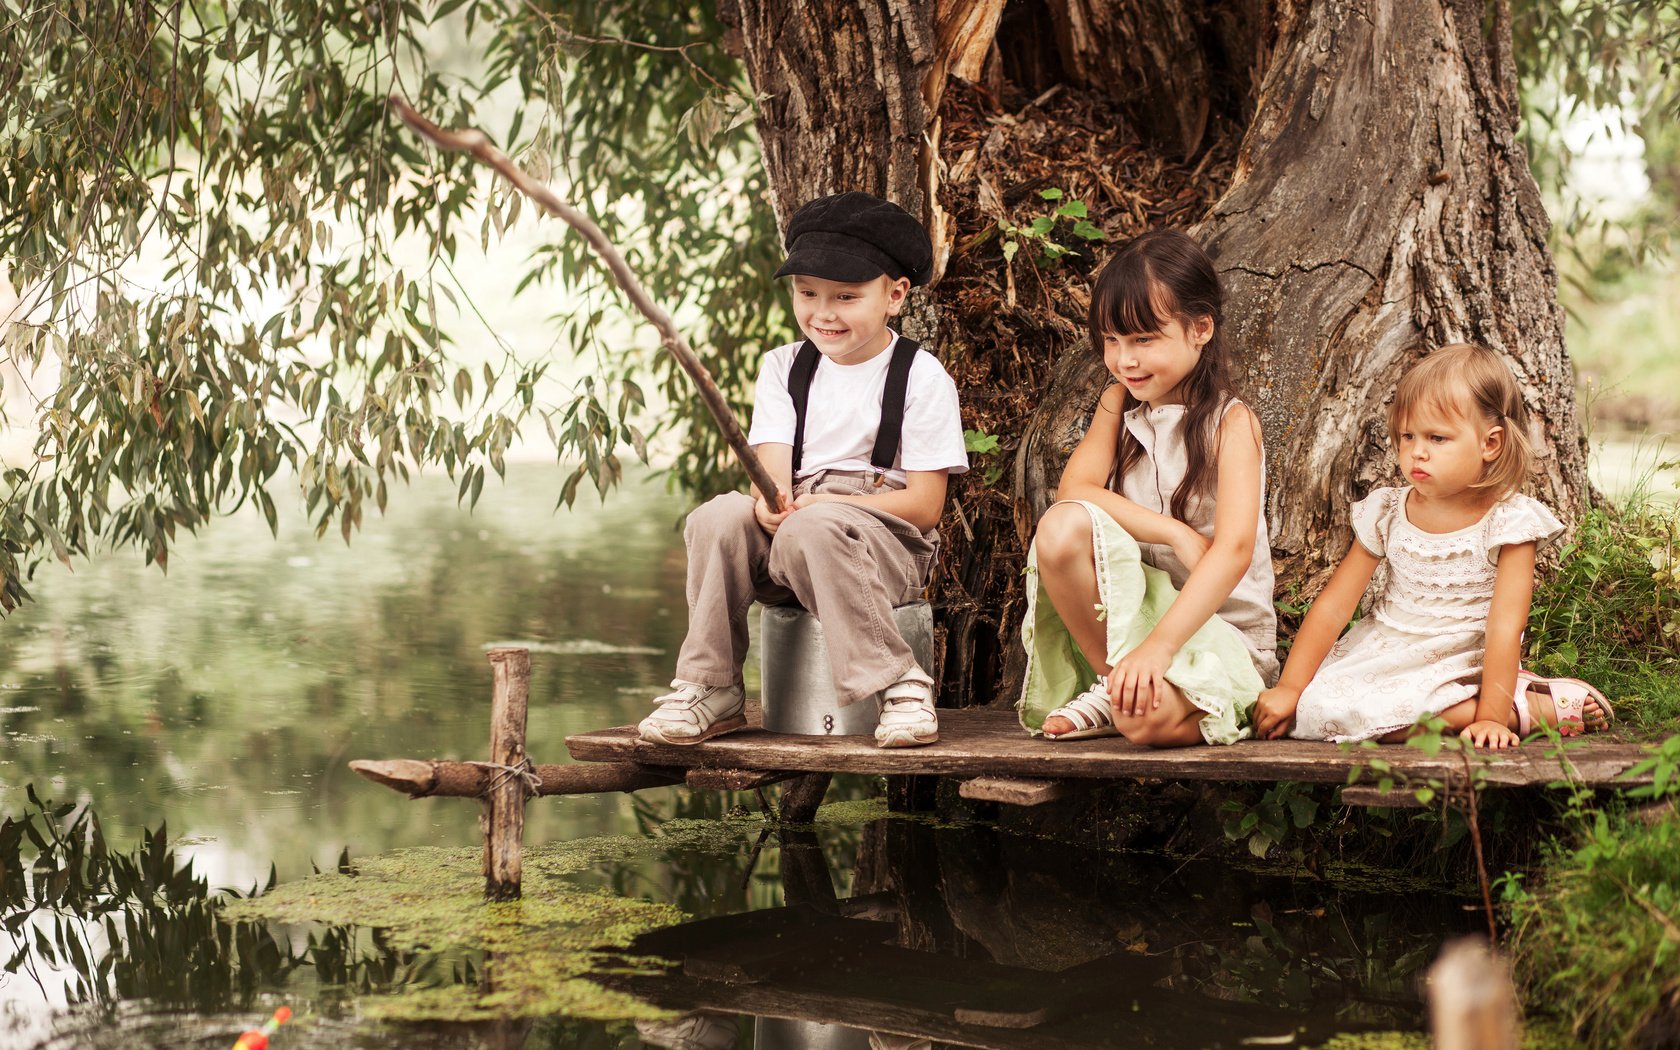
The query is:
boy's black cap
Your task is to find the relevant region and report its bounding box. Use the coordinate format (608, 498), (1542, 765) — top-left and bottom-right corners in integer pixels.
(773, 192), (934, 287)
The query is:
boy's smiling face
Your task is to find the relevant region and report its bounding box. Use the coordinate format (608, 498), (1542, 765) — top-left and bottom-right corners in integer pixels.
(791, 274), (909, 366)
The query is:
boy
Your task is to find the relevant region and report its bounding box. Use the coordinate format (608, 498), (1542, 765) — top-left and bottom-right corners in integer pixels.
(638, 192), (969, 749)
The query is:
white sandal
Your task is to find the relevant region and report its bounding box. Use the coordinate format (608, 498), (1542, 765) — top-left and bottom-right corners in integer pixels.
(1042, 679), (1120, 741)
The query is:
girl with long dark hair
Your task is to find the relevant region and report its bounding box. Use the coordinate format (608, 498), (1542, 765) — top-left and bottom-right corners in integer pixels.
(1018, 229), (1279, 747)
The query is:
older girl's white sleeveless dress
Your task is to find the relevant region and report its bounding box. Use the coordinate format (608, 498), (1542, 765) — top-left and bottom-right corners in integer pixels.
(1019, 401), (1279, 745)
(1290, 487), (1563, 743)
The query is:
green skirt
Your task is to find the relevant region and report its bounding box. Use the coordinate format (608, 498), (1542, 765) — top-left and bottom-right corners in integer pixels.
(1017, 500), (1263, 745)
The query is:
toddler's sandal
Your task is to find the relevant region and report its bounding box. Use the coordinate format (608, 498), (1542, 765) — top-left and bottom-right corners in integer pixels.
(1042, 686), (1120, 741)
(1544, 676), (1614, 734)
(1515, 670), (1613, 737)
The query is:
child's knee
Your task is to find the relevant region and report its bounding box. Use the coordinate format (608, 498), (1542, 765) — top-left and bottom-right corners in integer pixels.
(769, 505), (850, 562)
(1033, 504), (1094, 565)
(685, 491), (758, 545)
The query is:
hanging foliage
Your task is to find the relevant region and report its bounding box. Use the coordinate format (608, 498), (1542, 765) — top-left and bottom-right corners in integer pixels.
(0, 0), (774, 609)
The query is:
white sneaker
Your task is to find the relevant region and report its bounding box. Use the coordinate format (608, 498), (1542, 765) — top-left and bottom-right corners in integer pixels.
(874, 677), (938, 748)
(637, 680), (747, 745)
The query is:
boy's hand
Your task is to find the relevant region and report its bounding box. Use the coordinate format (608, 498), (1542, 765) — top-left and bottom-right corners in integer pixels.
(1171, 524), (1212, 572)
(1254, 686), (1301, 740)
(791, 492), (837, 511)
(1108, 640), (1174, 719)
(1461, 719), (1520, 751)
(755, 490), (793, 535)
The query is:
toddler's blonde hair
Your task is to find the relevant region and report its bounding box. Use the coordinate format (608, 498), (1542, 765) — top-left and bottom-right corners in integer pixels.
(1387, 342), (1533, 497)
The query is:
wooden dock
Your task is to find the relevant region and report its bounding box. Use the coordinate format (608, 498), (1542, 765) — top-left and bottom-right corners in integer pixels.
(351, 649), (1657, 898)
(565, 701), (1654, 797)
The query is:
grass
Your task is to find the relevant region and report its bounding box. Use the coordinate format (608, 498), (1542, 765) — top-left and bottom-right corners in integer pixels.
(1527, 497), (1680, 737)
(1505, 802), (1680, 1047)
(1507, 491), (1680, 1046)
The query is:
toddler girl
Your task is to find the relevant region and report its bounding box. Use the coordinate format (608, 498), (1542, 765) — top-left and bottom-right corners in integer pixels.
(1018, 229), (1279, 748)
(1255, 343), (1611, 747)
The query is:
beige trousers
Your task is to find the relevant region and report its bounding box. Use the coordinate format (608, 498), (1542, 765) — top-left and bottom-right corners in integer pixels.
(674, 471), (938, 706)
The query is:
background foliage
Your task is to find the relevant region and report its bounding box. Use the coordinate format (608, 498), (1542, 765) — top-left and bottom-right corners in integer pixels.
(0, 0), (772, 610)
(3, 0), (1680, 616)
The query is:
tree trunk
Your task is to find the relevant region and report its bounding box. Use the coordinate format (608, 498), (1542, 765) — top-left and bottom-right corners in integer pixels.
(719, 1), (938, 229)
(723, 0), (1589, 699)
(1199, 0), (1589, 592)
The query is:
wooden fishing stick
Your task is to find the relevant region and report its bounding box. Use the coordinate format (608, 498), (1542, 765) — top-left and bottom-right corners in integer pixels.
(388, 95), (786, 512)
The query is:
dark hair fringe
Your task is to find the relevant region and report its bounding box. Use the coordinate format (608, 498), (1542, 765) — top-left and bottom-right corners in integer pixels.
(1088, 229), (1238, 519)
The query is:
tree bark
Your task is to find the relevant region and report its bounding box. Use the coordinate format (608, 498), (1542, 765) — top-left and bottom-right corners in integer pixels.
(723, 0), (1590, 691)
(718, 1), (938, 228)
(1199, 0), (1589, 590)
(1045, 0), (1212, 156)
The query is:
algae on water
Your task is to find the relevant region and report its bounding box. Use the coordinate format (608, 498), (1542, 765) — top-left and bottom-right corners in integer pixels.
(223, 816), (787, 1023)
(222, 802), (915, 1024)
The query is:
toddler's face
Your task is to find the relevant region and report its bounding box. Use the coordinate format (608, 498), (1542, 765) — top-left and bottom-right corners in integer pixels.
(1102, 313), (1211, 407)
(1394, 404), (1502, 500)
(790, 275), (908, 366)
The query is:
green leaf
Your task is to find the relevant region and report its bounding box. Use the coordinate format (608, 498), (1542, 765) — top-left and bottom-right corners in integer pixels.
(1287, 795), (1318, 828)
(1038, 187), (1063, 200)
(1055, 200), (1088, 218)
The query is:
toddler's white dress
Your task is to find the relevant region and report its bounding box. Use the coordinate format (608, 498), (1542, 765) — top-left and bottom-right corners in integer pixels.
(1290, 487), (1563, 743)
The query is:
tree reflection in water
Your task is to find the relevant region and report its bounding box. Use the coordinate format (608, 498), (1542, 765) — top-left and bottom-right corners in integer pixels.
(3, 782), (1467, 1048)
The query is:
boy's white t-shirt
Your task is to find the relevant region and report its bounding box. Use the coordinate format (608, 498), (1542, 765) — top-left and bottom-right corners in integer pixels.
(747, 331), (969, 487)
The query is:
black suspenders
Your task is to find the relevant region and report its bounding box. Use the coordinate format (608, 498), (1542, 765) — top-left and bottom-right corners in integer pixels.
(787, 337), (922, 479)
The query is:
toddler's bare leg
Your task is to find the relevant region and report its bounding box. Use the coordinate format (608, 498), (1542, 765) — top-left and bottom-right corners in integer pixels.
(1376, 698), (1502, 743)
(1375, 682), (1610, 743)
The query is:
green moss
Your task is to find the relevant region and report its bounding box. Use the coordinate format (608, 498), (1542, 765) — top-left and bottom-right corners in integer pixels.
(1309, 1020), (1581, 1050)
(813, 797), (890, 825)
(222, 816), (786, 1022)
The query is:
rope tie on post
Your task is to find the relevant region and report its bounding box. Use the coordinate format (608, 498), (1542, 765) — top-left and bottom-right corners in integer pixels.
(473, 758), (543, 797)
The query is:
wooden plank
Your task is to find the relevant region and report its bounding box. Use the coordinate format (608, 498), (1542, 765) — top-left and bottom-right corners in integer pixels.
(959, 776), (1079, 806)
(1341, 785), (1429, 808)
(565, 705), (1653, 790)
(350, 759), (684, 797)
(685, 767), (802, 791)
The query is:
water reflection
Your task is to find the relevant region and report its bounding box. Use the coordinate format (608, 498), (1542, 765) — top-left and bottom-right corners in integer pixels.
(3, 783), (1460, 1049)
(0, 465), (698, 890)
(610, 812), (1460, 1049)
(0, 463), (1476, 1046)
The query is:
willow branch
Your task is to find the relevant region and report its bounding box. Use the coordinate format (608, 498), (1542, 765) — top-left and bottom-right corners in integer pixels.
(387, 95), (785, 511)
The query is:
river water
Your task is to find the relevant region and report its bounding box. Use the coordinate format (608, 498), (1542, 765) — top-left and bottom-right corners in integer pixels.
(2, 448), (1666, 1049)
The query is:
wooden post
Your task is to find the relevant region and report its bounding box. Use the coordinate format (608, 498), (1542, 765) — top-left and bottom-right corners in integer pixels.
(1429, 938), (1520, 1050)
(483, 647), (531, 901)
(779, 772), (832, 823)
